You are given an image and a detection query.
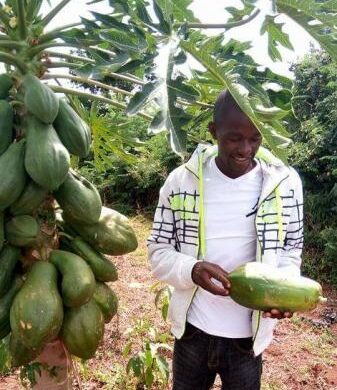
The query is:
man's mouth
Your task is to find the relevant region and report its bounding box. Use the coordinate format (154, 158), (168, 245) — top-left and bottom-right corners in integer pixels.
(232, 156), (251, 164)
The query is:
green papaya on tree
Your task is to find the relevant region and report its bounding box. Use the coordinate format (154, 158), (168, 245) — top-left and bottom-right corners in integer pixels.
(5, 215), (39, 247)
(23, 74), (59, 124)
(93, 282), (118, 323)
(0, 245), (20, 298)
(53, 99), (91, 158)
(60, 299), (104, 359)
(69, 237), (118, 282)
(9, 180), (48, 216)
(0, 74), (13, 99)
(24, 116), (70, 191)
(0, 140), (26, 210)
(0, 100), (13, 156)
(49, 250), (95, 307)
(64, 206), (138, 256)
(0, 212), (4, 253)
(10, 261), (64, 350)
(54, 170), (102, 224)
(0, 276), (23, 340)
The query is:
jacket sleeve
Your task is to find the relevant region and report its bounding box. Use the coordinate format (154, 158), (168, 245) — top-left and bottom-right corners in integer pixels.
(147, 173), (198, 290)
(278, 168), (304, 277)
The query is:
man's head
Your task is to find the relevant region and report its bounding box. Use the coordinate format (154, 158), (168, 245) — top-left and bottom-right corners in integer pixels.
(208, 90), (262, 178)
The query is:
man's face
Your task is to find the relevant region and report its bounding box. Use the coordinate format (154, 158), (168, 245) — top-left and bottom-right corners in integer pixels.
(208, 111), (262, 178)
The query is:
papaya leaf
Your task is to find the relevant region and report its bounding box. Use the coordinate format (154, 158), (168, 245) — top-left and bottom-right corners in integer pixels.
(276, 0), (337, 62)
(99, 29), (147, 54)
(260, 15), (294, 62)
(91, 12), (130, 32)
(225, 2), (255, 23)
(126, 81), (159, 116)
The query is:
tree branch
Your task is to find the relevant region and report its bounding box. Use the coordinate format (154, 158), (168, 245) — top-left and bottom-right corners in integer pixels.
(48, 85), (152, 120)
(44, 50), (95, 64)
(17, 0), (27, 40)
(0, 51), (27, 73)
(39, 22), (83, 44)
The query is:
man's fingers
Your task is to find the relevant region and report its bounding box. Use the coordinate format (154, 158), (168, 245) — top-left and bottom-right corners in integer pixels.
(203, 279), (229, 296)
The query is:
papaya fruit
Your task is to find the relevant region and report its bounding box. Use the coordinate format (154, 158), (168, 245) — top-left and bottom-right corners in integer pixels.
(64, 207), (138, 256)
(24, 115), (70, 191)
(23, 74), (59, 124)
(0, 276), (23, 340)
(229, 262), (326, 312)
(54, 170), (102, 224)
(49, 250), (95, 307)
(10, 334), (42, 367)
(0, 245), (20, 298)
(69, 237), (118, 282)
(60, 299), (104, 359)
(5, 215), (39, 247)
(0, 140), (26, 210)
(53, 99), (91, 158)
(93, 282), (118, 323)
(9, 180), (48, 216)
(0, 212), (4, 252)
(0, 74), (13, 99)
(10, 261), (63, 350)
(0, 100), (13, 156)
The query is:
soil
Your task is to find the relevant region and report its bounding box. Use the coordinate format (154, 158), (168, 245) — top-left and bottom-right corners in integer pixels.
(0, 216), (336, 389)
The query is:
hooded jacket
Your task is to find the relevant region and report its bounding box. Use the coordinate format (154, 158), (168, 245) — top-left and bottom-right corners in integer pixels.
(148, 144), (303, 356)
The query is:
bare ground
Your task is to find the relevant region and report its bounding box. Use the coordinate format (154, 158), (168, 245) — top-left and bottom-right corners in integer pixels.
(1, 215), (336, 389)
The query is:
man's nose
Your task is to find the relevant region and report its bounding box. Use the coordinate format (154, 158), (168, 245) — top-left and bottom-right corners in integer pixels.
(237, 139), (252, 155)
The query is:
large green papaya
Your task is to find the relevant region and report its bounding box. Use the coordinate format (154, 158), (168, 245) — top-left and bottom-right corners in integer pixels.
(64, 207), (138, 256)
(10, 261), (63, 350)
(53, 99), (91, 158)
(9, 180), (48, 216)
(54, 170), (101, 224)
(0, 100), (13, 156)
(23, 74), (59, 124)
(24, 116), (70, 191)
(0, 140), (26, 210)
(10, 334), (42, 367)
(93, 282), (118, 323)
(0, 245), (20, 298)
(0, 276), (23, 340)
(0, 74), (13, 99)
(49, 250), (95, 307)
(60, 299), (104, 359)
(0, 212), (4, 252)
(5, 215), (39, 247)
(69, 237), (118, 282)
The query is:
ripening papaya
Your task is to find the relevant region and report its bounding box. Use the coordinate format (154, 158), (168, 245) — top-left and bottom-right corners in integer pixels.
(53, 99), (91, 158)
(93, 282), (118, 323)
(10, 261), (64, 350)
(0, 140), (26, 210)
(0, 245), (20, 298)
(24, 115), (70, 191)
(23, 73), (59, 124)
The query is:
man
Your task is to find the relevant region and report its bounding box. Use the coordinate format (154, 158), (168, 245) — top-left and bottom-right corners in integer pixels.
(148, 91), (303, 389)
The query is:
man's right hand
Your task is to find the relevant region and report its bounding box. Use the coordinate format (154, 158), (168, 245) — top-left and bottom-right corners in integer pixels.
(191, 261), (231, 296)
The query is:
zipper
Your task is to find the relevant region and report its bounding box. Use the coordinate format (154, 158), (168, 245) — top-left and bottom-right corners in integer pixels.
(252, 174), (289, 342)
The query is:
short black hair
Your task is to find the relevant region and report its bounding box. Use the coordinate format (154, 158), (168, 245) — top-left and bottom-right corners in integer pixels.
(213, 90), (244, 125)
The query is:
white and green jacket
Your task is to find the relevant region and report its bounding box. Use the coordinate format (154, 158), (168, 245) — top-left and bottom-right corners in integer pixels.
(148, 144), (303, 356)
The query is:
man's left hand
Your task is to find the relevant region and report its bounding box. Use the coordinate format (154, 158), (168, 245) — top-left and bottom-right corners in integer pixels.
(262, 309), (293, 319)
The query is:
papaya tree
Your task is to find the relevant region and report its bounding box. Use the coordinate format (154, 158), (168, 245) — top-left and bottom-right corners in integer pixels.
(0, 0), (336, 388)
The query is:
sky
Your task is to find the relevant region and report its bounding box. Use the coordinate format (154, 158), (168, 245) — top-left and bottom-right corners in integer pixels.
(39, 0), (319, 78)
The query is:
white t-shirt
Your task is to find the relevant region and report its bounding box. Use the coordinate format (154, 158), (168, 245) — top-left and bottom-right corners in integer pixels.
(187, 156), (263, 338)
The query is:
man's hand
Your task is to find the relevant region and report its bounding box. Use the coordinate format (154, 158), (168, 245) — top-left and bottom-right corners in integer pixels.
(191, 261), (231, 296)
(262, 309), (293, 319)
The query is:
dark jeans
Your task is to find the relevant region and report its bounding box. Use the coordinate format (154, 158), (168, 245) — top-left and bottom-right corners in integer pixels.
(173, 323), (262, 390)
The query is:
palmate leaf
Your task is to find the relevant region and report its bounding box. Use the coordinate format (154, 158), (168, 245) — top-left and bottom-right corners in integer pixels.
(155, 0), (198, 23)
(260, 15), (294, 61)
(99, 29), (147, 54)
(225, 1), (256, 23)
(276, 0), (337, 62)
(181, 41), (291, 162)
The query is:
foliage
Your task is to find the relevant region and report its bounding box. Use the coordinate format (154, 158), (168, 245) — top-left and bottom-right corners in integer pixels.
(123, 318), (172, 389)
(289, 49), (337, 285)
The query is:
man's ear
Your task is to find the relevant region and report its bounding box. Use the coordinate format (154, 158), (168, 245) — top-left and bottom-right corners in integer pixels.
(208, 121), (216, 139)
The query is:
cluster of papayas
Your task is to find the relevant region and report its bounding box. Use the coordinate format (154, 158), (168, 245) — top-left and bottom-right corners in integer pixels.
(0, 72), (138, 364)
